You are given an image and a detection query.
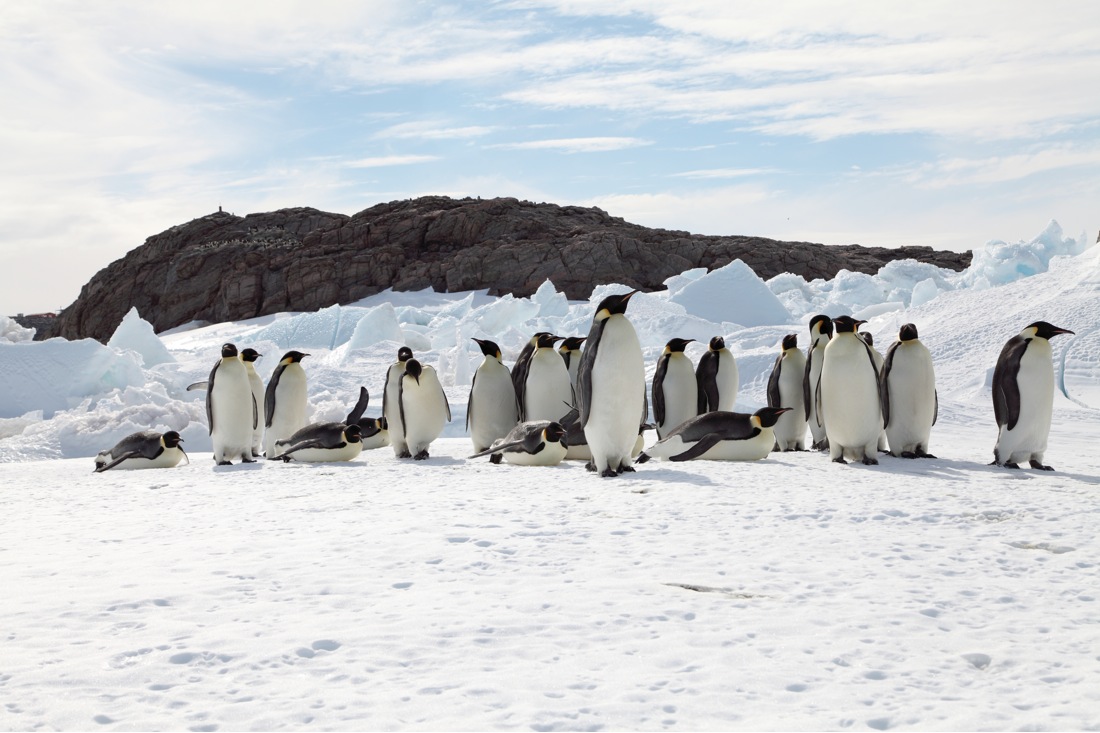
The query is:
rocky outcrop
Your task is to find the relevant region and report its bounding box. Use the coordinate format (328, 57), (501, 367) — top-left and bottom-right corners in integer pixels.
(46, 196), (971, 341)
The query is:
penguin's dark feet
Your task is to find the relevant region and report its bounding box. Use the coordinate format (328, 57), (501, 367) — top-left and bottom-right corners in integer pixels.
(585, 461), (597, 473)
(879, 449), (891, 455)
(635, 453), (651, 464)
(280, 455), (293, 463)
(414, 450), (430, 460)
(919, 452), (937, 459)
(772, 442), (780, 452)
(1003, 461), (1021, 469)
(217, 460), (232, 466)
(242, 457), (256, 463)
(252, 451), (263, 458)
(901, 451), (918, 459)
(618, 465), (636, 474)
(399, 450), (412, 459)
(832, 457), (847, 464)
(1029, 460), (1055, 471)
(600, 468), (618, 478)
(490, 453), (503, 465)
(862, 456), (879, 466)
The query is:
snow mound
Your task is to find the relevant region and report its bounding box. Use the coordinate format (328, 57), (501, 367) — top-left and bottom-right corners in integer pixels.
(107, 307), (176, 367)
(670, 259), (791, 327)
(1, 316), (35, 343)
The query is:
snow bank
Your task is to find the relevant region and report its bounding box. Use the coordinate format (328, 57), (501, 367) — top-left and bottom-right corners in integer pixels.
(1, 315), (35, 343)
(107, 307), (176, 367)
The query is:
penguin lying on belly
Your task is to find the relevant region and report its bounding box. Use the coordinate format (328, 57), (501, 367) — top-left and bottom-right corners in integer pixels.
(94, 430), (188, 472)
(637, 407), (790, 462)
(468, 420), (568, 466)
(273, 423), (363, 463)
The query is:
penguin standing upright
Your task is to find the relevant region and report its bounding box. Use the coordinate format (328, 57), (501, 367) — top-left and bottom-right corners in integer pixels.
(992, 321), (1074, 470)
(558, 337), (586, 395)
(94, 431), (187, 472)
(399, 358), (451, 460)
(382, 346), (414, 458)
(519, 333), (573, 422)
(577, 291), (646, 477)
(468, 338), (520, 463)
(652, 337), (697, 439)
(767, 334), (808, 451)
(860, 332), (888, 453)
(696, 336), (738, 413)
(240, 348), (265, 457)
(820, 316), (882, 465)
(881, 323), (938, 458)
(263, 350), (309, 459)
(804, 314), (833, 451)
(510, 332), (550, 410)
(207, 343), (256, 465)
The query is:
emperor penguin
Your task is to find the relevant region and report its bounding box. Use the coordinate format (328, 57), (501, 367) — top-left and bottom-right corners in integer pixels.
(263, 350), (310, 459)
(468, 420), (568, 466)
(577, 290), (646, 477)
(510, 332), (550, 408)
(767, 334), (808, 451)
(696, 336), (738, 413)
(468, 338), (520, 463)
(240, 348), (265, 457)
(652, 337), (698, 439)
(558, 337), (586, 395)
(881, 323), (938, 459)
(804, 314), (833, 451)
(382, 346), (414, 458)
(94, 430), (187, 472)
(860, 332), (888, 453)
(399, 358), (451, 460)
(344, 386), (389, 450)
(637, 407), (791, 462)
(820, 316), (882, 465)
(274, 423), (363, 463)
(519, 333), (573, 422)
(207, 343), (257, 465)
(992, 321), (1074, 470)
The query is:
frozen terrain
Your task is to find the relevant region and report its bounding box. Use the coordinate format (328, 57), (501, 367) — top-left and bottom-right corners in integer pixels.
(1, 222), (1098, 731)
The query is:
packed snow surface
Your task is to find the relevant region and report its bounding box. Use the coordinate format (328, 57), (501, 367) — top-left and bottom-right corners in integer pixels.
(1, 222), (1098, 730)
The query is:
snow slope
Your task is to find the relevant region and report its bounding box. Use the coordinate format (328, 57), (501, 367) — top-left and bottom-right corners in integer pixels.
(1, 222), (1098, 730)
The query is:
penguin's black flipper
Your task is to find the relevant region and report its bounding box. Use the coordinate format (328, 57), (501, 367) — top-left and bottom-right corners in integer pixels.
(577, 319), (606, 428)
(466, 371), (478, 431)
(802, 346), (814, 421)
(993, 336), (1027, 430)
(669, 434), (723, 462)
(205, 362), (218, 435)
(652, 354), (669, 426)
(265, 363), (288, 429)
(345, 387), (370, 426)
(880, 341), (901, 429)
(696, 352), (719, 413)
(186, 381), (208, 391)
(468, 439), (526, 459)
(94, 450), (145, 472)
(766, 352), (782, 409)
(273, 437), (346, 461)
(933, 390), (938, 426)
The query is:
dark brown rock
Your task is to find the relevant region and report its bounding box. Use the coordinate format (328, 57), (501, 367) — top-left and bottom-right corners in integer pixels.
(44, 196), (971, 342)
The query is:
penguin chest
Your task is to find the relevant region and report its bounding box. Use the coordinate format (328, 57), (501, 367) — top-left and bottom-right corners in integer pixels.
(270, 367), (308, 429)
(503, 440), (567, 466)
(98, 447), (185, 471)
(402, 375), (448, 446)
(360, 430), (390, 450)
(287, 441), (363, 463)
(885, 345), (936, 436)
(820, 336), (881, 445)
(714, 351), (739, 410)
(525, 352), (573, 422)
(1003, 340), (1055, 446)
(658, 355), (698, 435)
(211, 362), (253, 439)
(658, 428), (773, 461)
(586, 318), (645, 428)
(471, 361), (519, 448)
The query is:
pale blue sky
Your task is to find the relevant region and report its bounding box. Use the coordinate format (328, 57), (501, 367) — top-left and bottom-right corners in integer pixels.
(2, 0), (1098, 315)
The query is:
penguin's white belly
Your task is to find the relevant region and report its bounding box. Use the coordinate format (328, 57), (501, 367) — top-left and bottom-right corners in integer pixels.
(265, 369), (308, 457)
(821, 337), (882, 455)
(96, 447), (185, 471)
(525, 354), (573, 422)
(807, 346), (827, 442)
(773, 356), (808, 450)
(361, 431), (390, 450)
(384, 364), (407, 456)
(997, 342), (1054, 462)
(403, 374), (448, 454)
(503, 441), (567, 466)
(211, 362), (254, 462)
(565, 443), (592, 461)
(471, 363), (519, 452)
(584, 317), (645, 472)
(246, 370), (265, 453)
(884, 346), (936, 453)
(650, 429), (774, 461)
(715, 351), (739, 411)
(278, 441), (362, 463)
(657, 357), (698, 438)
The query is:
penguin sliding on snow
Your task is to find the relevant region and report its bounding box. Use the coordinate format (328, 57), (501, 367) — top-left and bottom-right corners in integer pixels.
(468, 420), (567, 466)
(344, 386), (389, 450)
(264, 351), (310, 458)
(820, 316), (882, 465)
(637, 407), (791, 462)
(383, 346), (414, 458)
(652, 337), (697, 439)
(94, 430), (187, 472)
(207, 343), (257, 465)
(881, 324), (938, 459)
(991, 321), (1074, 470)
(696, 336), (738, 413)
(577, 291), (646, 477)
(468, 338), (520, 463)
(399, 358), (451, 460)
(804, 314), (833, 451)
(273, 423), (363, 463)
(767, 334), (808, 451)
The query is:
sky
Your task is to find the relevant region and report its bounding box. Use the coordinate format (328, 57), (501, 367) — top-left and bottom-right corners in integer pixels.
(2, 0), (1098, 316)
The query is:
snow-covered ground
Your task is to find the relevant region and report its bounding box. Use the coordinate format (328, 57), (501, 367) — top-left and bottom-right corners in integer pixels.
(2, 222), (1098, 730)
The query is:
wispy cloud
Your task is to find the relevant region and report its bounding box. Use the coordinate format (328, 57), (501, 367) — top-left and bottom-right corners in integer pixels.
(343, 155), (441, 168)
(487, 137), (652, 153)
(671, 168), (774, 180)
(372, 121), (497, 141)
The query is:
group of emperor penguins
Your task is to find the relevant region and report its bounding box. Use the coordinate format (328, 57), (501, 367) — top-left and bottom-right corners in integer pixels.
(93, 290), (1074, 477)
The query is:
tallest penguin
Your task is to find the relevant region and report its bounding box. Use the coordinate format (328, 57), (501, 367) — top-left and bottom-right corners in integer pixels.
(577, 290), (646, 477)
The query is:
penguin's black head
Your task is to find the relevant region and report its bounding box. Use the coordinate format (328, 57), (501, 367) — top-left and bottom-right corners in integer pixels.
(544, 421), (567, 445)
(377, 416), (388, 430)
(472, 338), (501, 358)
(404, 358), (423, 383)
(397, 346), (413, 362)
(810, 314), (834, 337)
(666, 337), (694, 353)
(753, 406), (792, 429)
(162, 431), (183, 448)
(594, 290), (638, 320)
(1027, 321), (1075, 340)
(860, 332), (874, 347)
(344, 424), (363, 444)
(240, 348), (261, 363)
(781, 334), (798, 351)
(536, 333), (563, 349)
(899, 323), (919, 342)
(280, 350), (309, 364)
(832, 315), (864, 333)
(221, 343), (238, 358)
(708, 336), (725, 351)
(560, 336), (586, 351)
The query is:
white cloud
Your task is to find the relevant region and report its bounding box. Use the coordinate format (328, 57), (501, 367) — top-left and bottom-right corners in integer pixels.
(671, 168), (773, 180)
(372, 122), (497, 140)
(488, 137), (652, 153)
(343, 155), (442, 168)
